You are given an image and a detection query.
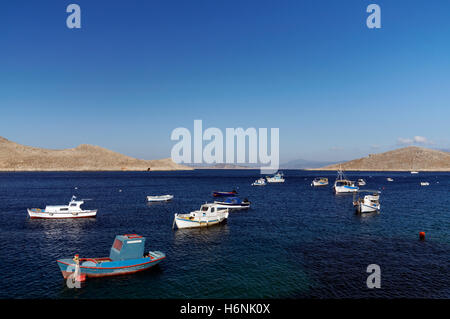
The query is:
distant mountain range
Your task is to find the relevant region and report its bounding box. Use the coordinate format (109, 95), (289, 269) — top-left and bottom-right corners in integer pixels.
(0, 137), (191, 171)
(188, 160), (338, 170)
(313, 146), (450, 171)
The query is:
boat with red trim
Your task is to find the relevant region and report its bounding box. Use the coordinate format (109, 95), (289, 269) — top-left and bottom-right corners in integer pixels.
(56, 234), (165, 278)
(212, 190), (238, 197)
(28, 195), (97, 219)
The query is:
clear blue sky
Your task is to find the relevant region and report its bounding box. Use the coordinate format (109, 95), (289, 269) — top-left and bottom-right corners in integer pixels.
(1, 0), (450, 162)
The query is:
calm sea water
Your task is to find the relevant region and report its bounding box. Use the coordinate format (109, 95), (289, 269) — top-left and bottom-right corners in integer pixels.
(0, 170), (448, 299)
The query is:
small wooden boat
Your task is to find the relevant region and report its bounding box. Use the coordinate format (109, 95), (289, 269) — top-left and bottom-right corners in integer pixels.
(353, 190), (381, 213)
(212, 190), (238, 197)
(147, 194), (174, 202)
(27, 196), (97, 219)
(311, 177), (328, 187)
(214, 197), (250, 210)
(56, 234), (165, 279)
(252, 178), (266, 186)
(266, 171), (285, 183)
(173, 203), (229, 229)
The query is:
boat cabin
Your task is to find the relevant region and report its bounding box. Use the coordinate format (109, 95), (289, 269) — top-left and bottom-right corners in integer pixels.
(109, 234), (146, 261)
(199, 204), (218, 213)
(364, 194), (379, 204)
(335, 180), (354, 187)
(44, 196), (86, 213)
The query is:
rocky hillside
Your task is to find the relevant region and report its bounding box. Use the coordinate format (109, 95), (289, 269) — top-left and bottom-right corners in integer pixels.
(0, 137), (191, 171)
(315, 146), (450, 171)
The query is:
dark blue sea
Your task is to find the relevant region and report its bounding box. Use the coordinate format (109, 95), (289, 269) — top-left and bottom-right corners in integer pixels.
(0, 170), (448, 299)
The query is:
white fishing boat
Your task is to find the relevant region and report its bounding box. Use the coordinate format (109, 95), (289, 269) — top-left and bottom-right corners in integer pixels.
(173, 203), (229, 229)
(251, 178), (266, 186)
(387, 178), (394, 182)
(27, 196), (97, 219)
(420, 182), (430, 186)
(357, 179), (366, 186)
(353, 190), (381, 213)
(333, 170), (358, 194)
(311, 177), (328, 187)
(147, 194), (174, 202)
(266, 171), (285, 183)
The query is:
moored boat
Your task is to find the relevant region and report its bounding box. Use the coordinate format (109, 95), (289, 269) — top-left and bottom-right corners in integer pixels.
(353, 190), (381, 213)
(27, 196), (97, 219)
(173, 203), (229, 229)
(387, 178), (394, 182)
(266, 171), (285, 183)
(56, 234), (165, 279)
(252, 178), (266, 186)
(333, 170), (358, 194)
(311, 177), (328, 187)
(411, 171), (419, 174)
(147, 194), (174, 202)
(214, 197), (250, 210)
(420, 182), (430, 186)
(212, 190), (238, 197)
(357, 179), (366, 186)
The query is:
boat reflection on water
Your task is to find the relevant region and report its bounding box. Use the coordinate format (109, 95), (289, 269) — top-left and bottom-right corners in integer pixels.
(173, 222), (230, 245)
(355, 210), (379, 218)
(26, 217), (97, 242)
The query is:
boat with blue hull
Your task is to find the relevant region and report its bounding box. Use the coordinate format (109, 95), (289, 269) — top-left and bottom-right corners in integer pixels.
(56, 234), (165, 279)
(214, 197), (250, 210)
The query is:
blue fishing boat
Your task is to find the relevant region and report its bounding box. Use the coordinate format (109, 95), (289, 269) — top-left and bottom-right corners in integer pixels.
(212, 190), (238, 197)
(56, 234), (165, 279)
(214, 197), (250, 210)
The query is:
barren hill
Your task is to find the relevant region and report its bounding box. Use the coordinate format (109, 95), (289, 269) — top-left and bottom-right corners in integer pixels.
(314, 146), (450, 171)
(0, 137), (191, 171)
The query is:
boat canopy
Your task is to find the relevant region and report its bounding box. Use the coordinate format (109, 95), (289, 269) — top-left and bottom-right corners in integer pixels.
(109, 234), (146, 261)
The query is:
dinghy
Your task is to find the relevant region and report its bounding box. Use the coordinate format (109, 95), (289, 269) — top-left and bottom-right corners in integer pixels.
(147, 194), (174, 202)
(214, 197), (250, 210)
(173, 203), (229, 229)
(56, 234), (165, 279)
(27, 196), (97, 219)
(357, 179), (366, 186)
(420, 182), (430, 186)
